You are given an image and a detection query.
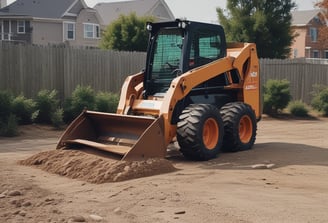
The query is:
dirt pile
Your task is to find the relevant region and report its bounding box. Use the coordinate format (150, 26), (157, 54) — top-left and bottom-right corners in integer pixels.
(19, 150), (177, 183)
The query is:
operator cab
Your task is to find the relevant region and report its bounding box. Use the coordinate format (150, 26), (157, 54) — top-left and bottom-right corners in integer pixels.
(144, 19), (227, 97)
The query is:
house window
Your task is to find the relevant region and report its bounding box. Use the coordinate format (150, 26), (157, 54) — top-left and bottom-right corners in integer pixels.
(63, 22), (75, 40)
(17, 20), (25, 33)
(83, 23), (100, 39)
(3, 20), (11, 40)
(313, 50), (319, 58)
(325, 51), (328, 59)
(309, 27), (318, 42)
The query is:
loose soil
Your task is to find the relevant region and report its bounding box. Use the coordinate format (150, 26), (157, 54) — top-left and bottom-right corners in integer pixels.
(1, 116), (328, 223)
(19, 150), (176, 183)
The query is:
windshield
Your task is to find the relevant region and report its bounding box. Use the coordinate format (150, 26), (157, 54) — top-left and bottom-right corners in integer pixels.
(151, 28), (183, 82)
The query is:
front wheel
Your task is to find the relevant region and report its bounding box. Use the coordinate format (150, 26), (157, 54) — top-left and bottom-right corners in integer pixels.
(220, 102), (257, 152)
(177, 104), (224, 161)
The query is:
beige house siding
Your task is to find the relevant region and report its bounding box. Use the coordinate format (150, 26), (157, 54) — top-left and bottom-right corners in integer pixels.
(31, 9), (101, 47)
(31, 20), (63, 45)
(74, 9), (101, 47)
(291, 28), (307, 58)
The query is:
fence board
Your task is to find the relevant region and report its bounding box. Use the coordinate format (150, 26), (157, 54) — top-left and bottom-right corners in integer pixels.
(1, 43), (328, 105)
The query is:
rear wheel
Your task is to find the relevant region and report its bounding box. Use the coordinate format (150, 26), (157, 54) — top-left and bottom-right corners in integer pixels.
(220, 102), (257, 152)
(177, 104), (224, 161)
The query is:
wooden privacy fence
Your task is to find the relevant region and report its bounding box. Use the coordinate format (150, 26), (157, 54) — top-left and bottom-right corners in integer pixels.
(260, 58), (328, 104)
(0, 42), (147, 101)
(1, 42), (328, 104)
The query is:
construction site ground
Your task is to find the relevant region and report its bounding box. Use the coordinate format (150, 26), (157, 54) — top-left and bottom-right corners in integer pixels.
(1, 115), (328, 223)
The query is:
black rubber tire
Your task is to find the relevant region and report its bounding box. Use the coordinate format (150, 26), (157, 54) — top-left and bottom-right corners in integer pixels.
(220, 102), (257, 152)
(177, 104), (224, 161)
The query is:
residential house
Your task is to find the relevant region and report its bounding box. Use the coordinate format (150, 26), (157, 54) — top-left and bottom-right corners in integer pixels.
(291, 9), (327, 58)
(0, 0), (102, 47)
(94, 0), (175, 27)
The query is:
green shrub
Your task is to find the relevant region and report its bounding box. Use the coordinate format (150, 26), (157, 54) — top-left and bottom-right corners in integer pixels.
(63, 97), (74, 123)
(288, 100), (309, 117)
(12, 95), (36, 124)
(263, 79), (291, 114)
(95, 92), (119, 113)
(0, 114), (18, 137)
(311, 86), (328, 116)
(51, 108), (64, 129)
(65, 85), (96, 121)
(35, 89), (59, 124)
(0, 90), (13, 121)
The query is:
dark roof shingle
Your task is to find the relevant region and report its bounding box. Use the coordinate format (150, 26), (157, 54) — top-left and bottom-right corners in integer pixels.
(0, 0), (78, 18)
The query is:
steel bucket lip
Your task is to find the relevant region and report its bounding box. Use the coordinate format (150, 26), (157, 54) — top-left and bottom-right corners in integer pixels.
(84, 110), (157, 121)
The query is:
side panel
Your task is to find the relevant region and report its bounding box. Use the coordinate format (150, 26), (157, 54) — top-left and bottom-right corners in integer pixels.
(242, 46), (261, 119)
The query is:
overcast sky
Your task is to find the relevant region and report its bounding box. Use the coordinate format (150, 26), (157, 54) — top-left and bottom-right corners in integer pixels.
(7, 0), (319, 23)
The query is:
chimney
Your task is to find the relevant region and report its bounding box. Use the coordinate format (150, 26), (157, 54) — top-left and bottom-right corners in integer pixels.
(0, 0), (7, 8)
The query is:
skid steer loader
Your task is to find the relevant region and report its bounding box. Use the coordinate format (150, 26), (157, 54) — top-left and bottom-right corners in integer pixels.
(57, 19), (261, 161)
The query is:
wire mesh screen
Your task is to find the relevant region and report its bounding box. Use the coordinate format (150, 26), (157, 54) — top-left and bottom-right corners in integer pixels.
(152, 28), (183, 80)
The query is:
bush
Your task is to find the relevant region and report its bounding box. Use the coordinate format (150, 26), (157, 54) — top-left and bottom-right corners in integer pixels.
(0, 114), (18, 137)
(0, 90), (13, 121)
(12, 95), (36, 124)
(51, 108), (64, 129)
(64, 85), (96, 122)
(311, 86), (328, 116)
(263, 79), (291, 114)
(288, 100), (309, 117)
(95, 92), (119, 113)
(35, 89), (59, 124)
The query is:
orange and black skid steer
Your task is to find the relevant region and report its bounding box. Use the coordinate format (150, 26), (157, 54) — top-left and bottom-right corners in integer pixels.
(57, 19), (261, 161)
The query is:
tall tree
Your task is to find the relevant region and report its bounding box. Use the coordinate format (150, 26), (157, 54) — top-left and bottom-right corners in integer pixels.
(100, 13), (154, 52)
(316, 0), (328, 48)
(217, 0), (297, 58)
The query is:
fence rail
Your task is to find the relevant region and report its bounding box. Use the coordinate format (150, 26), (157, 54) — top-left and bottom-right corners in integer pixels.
(1, 42), (328, 104)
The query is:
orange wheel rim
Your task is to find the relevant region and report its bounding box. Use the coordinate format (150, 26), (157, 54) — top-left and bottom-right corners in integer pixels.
(239, 115), (253, 143)
(203, 118), (219, 150)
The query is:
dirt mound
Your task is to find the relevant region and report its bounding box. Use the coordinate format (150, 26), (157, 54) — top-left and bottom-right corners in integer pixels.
(19, 150), (177, 183)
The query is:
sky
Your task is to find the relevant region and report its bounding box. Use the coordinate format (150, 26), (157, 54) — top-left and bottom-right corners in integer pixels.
(6, 0), (319, 23)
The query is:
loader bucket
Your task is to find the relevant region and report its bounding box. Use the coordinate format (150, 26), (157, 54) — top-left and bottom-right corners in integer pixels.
(56, 110), (167, 161)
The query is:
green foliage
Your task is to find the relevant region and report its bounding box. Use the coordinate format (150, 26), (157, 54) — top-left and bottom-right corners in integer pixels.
(217, 0), (296, 58)
(51, 108), (64, 129)
(263, 79), (292, 114)
(100, 13), (155, 52)
(95, 92), (119, 113)
(0, 114), (18, 137)
(288, 100), (309, 117)
(64, 85), (96, 122)
(35, 89), (59, 124)
(0, 90), (13, 121)
(12, 95), (36, 124)
(311, 85), (328, 116)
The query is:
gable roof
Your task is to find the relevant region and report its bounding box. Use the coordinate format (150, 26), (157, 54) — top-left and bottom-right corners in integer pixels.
(292, 9), (323, 26)
(0, 0), (87, 19)
(94, 0), (174, 25)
